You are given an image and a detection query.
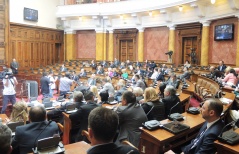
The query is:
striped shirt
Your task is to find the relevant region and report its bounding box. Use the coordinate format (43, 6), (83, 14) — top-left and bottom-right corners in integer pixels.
(59, 77), (73, 92)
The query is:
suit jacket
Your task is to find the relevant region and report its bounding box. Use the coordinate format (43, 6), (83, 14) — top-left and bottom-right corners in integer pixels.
(79, 72), (87, 78)
(100, 82), (115, 96)
(40, 76), (51, 94)
(156, 72), (165, 81)
(90, 63), (97, 69)
(60, 67), (68, 72)
(11, 61), (19, 71)
(142, 100), (165, 121)
(101, 62), (108, 68)
(71, 75), (79, 81)
(116, 103), (148, 147)
(11, 121), (59, 154)
(88, 78), (96, 86)
(87, 143), (139, 154)
(69, 102), (101, 142)
(114, 87), (127, 100)
(218, 65), (227, 72)
(135, 62), (142, 67)
(179, 71), (190, 80)
(182, 120), (224, 154)
(95, 69), (104, 75)
(110, 64), (116, 68)
(162, 95), (182, 118)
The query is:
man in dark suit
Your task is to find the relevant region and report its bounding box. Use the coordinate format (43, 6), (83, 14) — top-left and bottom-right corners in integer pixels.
(162, 85), (182, 117)
(136, 66), (145, 76)
(159, 73), (180, 95)
(95, 65), (104, 75)
(0, 123), (12, 154)
(60, 64), (68, 72)
(69, 91), (101, 142)
(109, 61), (116, 68)
(114, 58), (120, 66)
(90, 60), (97, 70)
(40, 72), (51, 98)
(208, 66), (223, 78)
(87, 74), (96, 86)
(116, 91), (147, 147)
(114, 81), (127, 101)
(149, 61), (157, 70)
(178, 67), (190, 80)
(11, 106), (59, 154)
(10, 58), (19, 74)
(134, 74), (146, 91)
(135, 61), (142, 67)
(71, 71), (79, 81)
(175, 99), (224, 154)
(218, 60), (227, 72)
(156, 68), (165, 82)
(101, 60), (108, 68)
(78, 68), (87, 78)
(87, 107), (139, 154)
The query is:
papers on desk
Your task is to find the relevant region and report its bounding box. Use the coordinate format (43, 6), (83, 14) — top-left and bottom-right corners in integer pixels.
(219, 98), (233, 105)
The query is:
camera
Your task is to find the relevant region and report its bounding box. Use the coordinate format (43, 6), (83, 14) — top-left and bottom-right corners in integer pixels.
(0, 71), (13, 80)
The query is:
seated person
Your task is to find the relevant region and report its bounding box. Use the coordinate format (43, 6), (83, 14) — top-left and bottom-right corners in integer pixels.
(109, 61), (116, 68)
(90, 60), (97, 69)
(220, 68), (238, 86)
(119, 62), (126, 69)
(218, 60), (227, 72)
(125, 60), (132, 68)
(134, 74), (146, 91)
(150, 68), (159, 80)
(87, 107), (139, 154)
(156, 68), (165, 82)
(141, 87), (165, 121)
(87, 74), (96, 86)
(135, 61), (142, 67)
(178, 67), (190, 80)
(136, 66), (145, 77)
(162, 85), (182, 118)
(12, 106), (59, 154)
(69, 91), (101, 142)
(112, 68), (119, 77)
(149, 61), (156, 70)
(116, 91), (147, 147)
(60, 64), (68, 72)
(95, 65), (104, 75)
(101, 60), (108, 68)
(207, 66), (223, 78)
(6, 101), (28, 124)
(100, 78), (115, 96)
(159, 73), (180, 96)
(107, 68), (114, 78)
(71, 71), (79, 81)
(184, 60), (191, 68)
(114, 81), (127, 101)
(121, 69), (128, 79)
(99, 91), (109, 104)
(167, 98), (224, 154)
(90, 86), (99, 99)
(0, 123), (12, 154)
(78, 68), (87, 78)
(133, 87), (144, 103)
(145, 67), (153, 78)
(114, 58), (120, 67)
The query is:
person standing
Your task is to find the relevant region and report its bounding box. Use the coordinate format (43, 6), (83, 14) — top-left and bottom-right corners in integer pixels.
(40, 72), (51, 98)
(1, 69), (18, 113)
(10, 59), (19, 74)
(48, 72), (57, 98)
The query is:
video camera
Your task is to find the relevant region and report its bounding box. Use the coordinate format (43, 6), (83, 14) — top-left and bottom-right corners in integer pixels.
(0, 70), (14, 80)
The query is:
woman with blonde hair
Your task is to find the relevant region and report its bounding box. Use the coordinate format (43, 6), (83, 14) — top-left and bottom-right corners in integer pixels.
(90, 85), (99, 98)
(8, 101), (28, 124)
(141, 87), (165, 121)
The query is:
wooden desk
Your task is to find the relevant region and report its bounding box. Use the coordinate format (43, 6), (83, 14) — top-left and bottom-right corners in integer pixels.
(64, 141), (90, 154)
(214, 129), (239, 154)
(0, 114), (8, 123)
(62, 112), (71, 145)
(139, 112), (205, 154)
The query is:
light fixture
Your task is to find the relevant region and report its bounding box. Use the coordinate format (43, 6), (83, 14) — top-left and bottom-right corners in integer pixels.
(211, 0), (216, 4)
(120, 15), (123, 19)
(149, 11), (152, 16)
(179, 6), (183, 12)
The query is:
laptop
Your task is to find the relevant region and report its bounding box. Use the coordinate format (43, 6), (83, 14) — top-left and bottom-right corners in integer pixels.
(43, 98), (55, 110)
(162, 121), (190, 134)
(57, 96), (65, 102)
(108, 97), (118, 105)
(65, 103), (77, 114)
(7, 121), (24, 136)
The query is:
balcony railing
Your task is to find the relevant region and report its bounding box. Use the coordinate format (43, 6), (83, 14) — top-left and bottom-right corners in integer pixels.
(64, 0), (129, 5)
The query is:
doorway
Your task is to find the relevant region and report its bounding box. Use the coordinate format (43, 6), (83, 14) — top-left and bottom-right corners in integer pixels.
(119, 39), (134, 62)
(182, 37), (198, 64)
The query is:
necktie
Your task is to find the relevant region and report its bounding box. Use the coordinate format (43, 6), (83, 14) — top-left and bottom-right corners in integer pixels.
(190, 126), (207, 149)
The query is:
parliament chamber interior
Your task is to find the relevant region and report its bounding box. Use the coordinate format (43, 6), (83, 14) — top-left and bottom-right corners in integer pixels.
(0, 0), (239, 154)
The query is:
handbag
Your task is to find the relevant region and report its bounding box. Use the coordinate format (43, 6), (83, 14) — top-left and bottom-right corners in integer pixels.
(142, 120), (161, 130)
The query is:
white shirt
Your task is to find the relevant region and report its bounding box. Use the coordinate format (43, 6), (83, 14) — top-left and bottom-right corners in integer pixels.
(3, 77), (16, 95)
(49, 76), (56, 89)
(151, 72), (159, 80)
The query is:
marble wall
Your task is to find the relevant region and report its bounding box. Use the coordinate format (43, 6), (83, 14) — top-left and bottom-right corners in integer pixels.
(76, 30), (96, 59)
(144, 27), (169, 61)
(209, 17), (238, 65)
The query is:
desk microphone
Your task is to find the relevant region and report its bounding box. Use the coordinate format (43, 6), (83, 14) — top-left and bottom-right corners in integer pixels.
(168, 102), (184, 121)
(32, 120), (53, 154)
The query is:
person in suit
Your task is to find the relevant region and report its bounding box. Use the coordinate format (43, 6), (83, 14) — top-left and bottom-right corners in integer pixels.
(87, 107), (139, 154)
(116, 91), (147, 147)
(90, 60), (97, 70)
(119, 62), (126, 69)
(114, 81), (127, 101)
(125, 60), (132, 67)
(87, 74), (96, 86)
(159, 73), (180, 95)
(162, 85), (182, 118)
(150, 68), (159, 80)
(145, 67), (153, 78)
(149, 61), (156, 70)
(109, 61), (116, 68)
(69, 91), (101, 142)
(134, 74), (146, 91)
(180, 99), (224, 154)
(136, 66), (145, 76)
(141, 87), (165, 121)
(112, 68), (119, 77)
(101, 60), (108, 68)
(208, 66), (223, 78)
(133, 87), (144, 104)
(135, 61), (142, 67)
(71, 71), (79, 81)
(156, 68), (165, 82)
(78, 68), (87, 78)
(114, 58), (120, 67)
(40, 72), (51, 98)
(10, 58), (19, 74)
(60, 64), (68, 72)
(95, 65), (104, 75)
(178, 67), (190, 80)
(100, 77), (115, 96)
(218, 60), (227, 72)
(11, 106), (59, 154)
(0, 123), (12, 154)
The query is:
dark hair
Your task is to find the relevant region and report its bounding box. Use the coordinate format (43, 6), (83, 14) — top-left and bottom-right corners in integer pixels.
(29, 106), (46, 122)
(100, 91), (109, 102)
(154, 68), (158, 71)
(134, 74), (140, 80)
(42, 72), (48, 77)
(229, 69), (237, 77)
(65, 72), (70, 78)
(207, 98), (223, 117)
(88, 107), (118, 142)
(122, 91), (136, 104)
(0, 124), (12, 154)
(74, 91), (83, 102)
(84, 91), (94, 101)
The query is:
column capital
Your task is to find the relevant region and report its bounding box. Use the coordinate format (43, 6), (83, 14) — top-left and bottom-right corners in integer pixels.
(64, 29), (76, 34)
(137, 27), (145, 32)
(200, 21), (211, 26)
(167, 24), (176, 30)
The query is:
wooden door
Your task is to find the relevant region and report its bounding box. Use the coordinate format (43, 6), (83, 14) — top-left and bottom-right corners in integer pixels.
(119, 40), (134, 62)
(182, 37), (198, 64)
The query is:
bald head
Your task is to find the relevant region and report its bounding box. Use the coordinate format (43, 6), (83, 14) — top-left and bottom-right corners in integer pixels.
(29, 106), (46, 122)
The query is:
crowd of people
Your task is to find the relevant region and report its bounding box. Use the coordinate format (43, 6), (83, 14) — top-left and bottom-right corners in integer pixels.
(1, 58), (239, 154)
